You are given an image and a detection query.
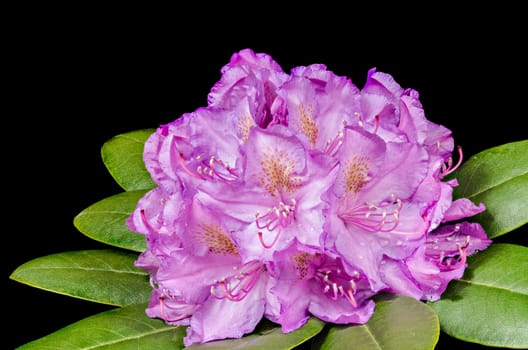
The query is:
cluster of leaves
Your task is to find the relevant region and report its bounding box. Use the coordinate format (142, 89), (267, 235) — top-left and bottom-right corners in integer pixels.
(10, 130), (528, 349)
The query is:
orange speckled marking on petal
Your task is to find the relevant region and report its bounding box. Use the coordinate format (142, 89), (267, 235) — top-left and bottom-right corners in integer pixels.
(259, 148), (302, 196)
(198, 224), (238, 255)
(299, 104), (318, 148)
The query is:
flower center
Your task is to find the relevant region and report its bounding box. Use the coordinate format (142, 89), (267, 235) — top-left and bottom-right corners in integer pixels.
(426, 224), (470, 271)
(316, 267), (360, 307)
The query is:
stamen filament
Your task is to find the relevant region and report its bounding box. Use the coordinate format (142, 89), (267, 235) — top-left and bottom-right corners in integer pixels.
(258, 230), (282, 249)
(140, 210), (170, 235)
(318, 269), (359, 307)
(159, 297), (195, 322)
(325, 130), (344, 156)
(340, 198), (402, 232)
(255, 199), (296, 232)
(210, 262), (263, 301)
(426, 225), (471, 271)
(170, 135), (238, 183)
(176, 152), (205, 180)
(197, 156), (239, 183)
(441, 146), (463, 177)
(373, 115), (380, 134)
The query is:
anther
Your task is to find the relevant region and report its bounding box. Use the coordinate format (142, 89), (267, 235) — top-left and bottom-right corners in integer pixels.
(175, 148), (205, 180)
(340, 197), (402, 232)
(325, 128), (345, 156)
(255, 199), (296, 232)
(210, 262), (263, 301)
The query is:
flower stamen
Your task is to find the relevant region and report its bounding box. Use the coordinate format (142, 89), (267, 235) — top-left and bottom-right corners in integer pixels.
(441, 145), (463, 178)
(355, 112), (364, 127)
(256, 199), (296, 232)
(325, 130), (344, 156)
(140, 210), (170, 235)
(170, 137), (238, 183)
(426, 225), (471, 271)
(158, 288), (199, 322)
(177, 152), (206, 180)
(340, 197), (402, 232)
(373, 115), (380, 134)
(210, 261), (263, 301)
(317, 270), (358, 307)
(196, 155), (239, 183)
(324, 120), (347, 156)
(168, 135), (206, 180)
(258, 230), (282, 249)
(159, 296), (198, 322)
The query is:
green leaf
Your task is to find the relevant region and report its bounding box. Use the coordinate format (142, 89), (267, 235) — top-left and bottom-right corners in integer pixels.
(186, 317), (325, 350)
(451, 139), (528, 238)
(17, 303), (185, 349)
(74, 190), (148, 252)
(429, 243), (528, 348)
(319, 294), (439, 350)
(10, 249), (150, 307)
(101, 129), (156, 191)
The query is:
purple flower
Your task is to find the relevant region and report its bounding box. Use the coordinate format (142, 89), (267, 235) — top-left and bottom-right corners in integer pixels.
(266, 239), (376, 333)
(380, 199), (491, 301)
(208, 48), (289, 129)
(127, 48), (492, 345)
(129, 191), (269, 346)
(197, 124), (336, 263)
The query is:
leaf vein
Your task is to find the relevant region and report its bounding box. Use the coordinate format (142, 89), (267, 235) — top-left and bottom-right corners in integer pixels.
(457, 278), (528, 296)
(20, 266), (146, 275)
(83, 327), (174, 349)
(364, 325), (383, 350)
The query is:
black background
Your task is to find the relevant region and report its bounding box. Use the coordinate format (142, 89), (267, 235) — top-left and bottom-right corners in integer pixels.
(5, 6), (527, 349)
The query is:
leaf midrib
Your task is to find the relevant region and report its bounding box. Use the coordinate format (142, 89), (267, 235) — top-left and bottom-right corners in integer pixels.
(463, 167), (528, 198)
(77, 210), (132, 216)
(363, 325), (383, 350)
(17, 266), (146, 275)
(457, 277), (528, 296)
(81, 324), (175, 350)
(114, 133), (152, 143)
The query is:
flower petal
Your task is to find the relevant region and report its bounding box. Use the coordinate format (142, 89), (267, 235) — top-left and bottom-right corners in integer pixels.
(184, 274), (268, 346)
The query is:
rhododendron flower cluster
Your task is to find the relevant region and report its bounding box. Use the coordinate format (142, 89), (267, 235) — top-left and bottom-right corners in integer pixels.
(126, 48), (492, 346)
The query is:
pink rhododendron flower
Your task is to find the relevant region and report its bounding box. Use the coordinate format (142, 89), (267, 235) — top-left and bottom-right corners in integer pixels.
(127, 48), (492, 346)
